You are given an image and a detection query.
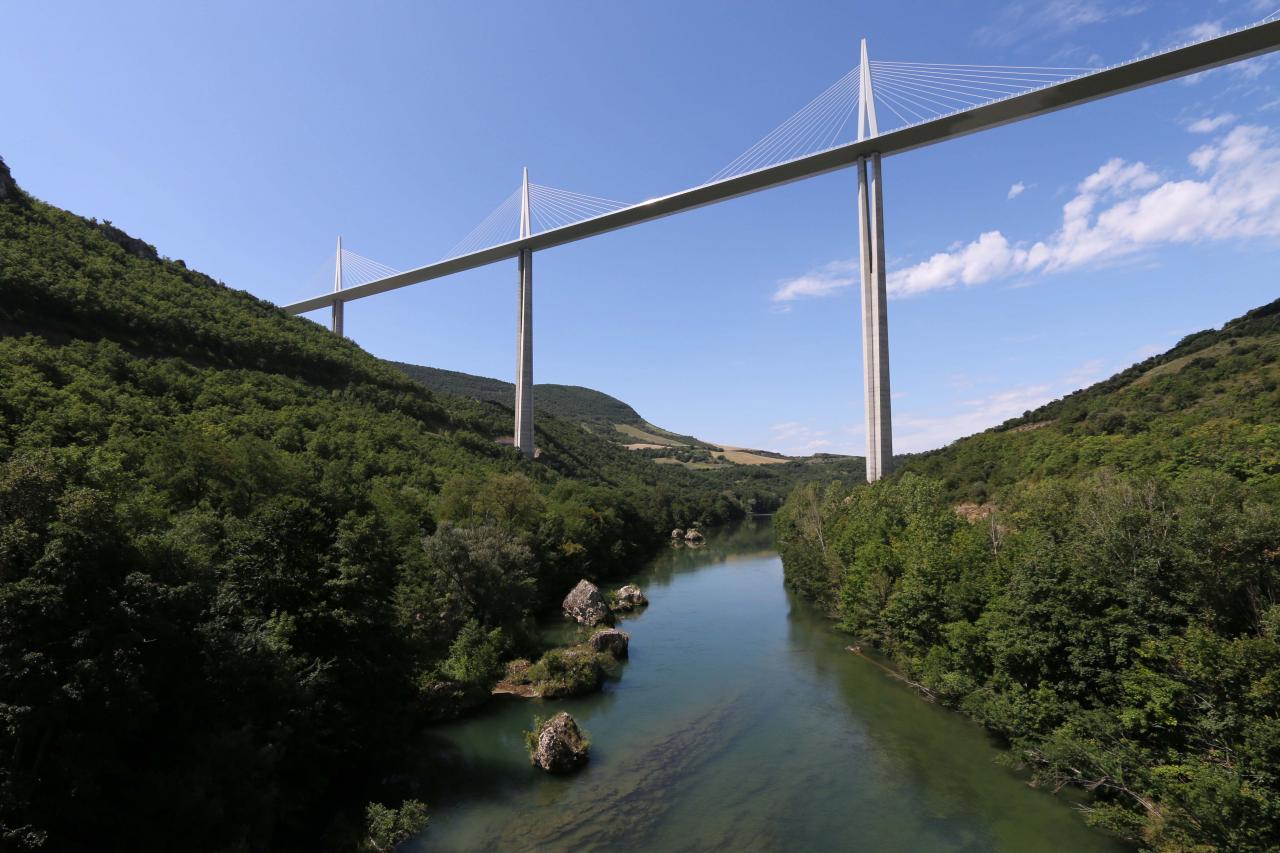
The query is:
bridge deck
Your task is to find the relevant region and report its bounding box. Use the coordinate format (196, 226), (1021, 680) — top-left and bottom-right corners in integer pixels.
(284, 19), (1280, 315)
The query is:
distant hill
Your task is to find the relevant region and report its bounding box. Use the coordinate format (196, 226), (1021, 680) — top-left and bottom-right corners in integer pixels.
(389, 361), (722, 453)
(900, 297), (1280, 500)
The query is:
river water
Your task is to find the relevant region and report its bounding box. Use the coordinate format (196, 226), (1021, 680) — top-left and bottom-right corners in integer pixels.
(408, 519), (1129, 852)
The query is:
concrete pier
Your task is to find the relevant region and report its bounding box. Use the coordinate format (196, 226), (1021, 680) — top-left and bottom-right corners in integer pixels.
(857, 154), (892, 481)
(514, 170), (534, 457)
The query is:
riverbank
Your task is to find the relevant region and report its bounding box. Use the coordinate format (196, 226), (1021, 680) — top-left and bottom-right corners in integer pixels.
(405, 519), (1129, 852)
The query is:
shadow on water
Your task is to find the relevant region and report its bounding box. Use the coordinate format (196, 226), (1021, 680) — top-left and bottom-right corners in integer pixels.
(409, 518), (1131, 853)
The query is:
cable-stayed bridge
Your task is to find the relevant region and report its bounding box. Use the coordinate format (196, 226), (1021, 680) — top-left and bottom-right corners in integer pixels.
(285, 15), (1280, 479)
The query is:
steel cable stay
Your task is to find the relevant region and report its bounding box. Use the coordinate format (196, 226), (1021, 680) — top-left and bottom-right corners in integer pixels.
(709, 65), (862, 183)
(442, 186), (523, 260)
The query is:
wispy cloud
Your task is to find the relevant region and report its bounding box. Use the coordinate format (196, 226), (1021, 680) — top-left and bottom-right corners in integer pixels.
(774, 122), (1280, 303)
(974, 1), (1146, 47)
(772, 259), (858, 302)
(894, 359), (1108, 452)
(1187, 113), (1238, 133)
(1181, 20), (1225, 42)
(1008, 181), (1027, 199)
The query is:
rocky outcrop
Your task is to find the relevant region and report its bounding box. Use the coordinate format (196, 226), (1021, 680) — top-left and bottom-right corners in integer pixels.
(563, 579), (611, 626)
(530, 711), (590, 774)
(671, 528), (684, 540)
(93, 219), (160, 261)
(0, 157), (15, 201)
(684, 528), (705, 544)
(589, 628), (630, 659)
(612, 584), (648, 611)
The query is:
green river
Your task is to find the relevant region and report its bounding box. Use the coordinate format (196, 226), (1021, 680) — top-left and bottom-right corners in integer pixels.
(408, 519), (1130, 852)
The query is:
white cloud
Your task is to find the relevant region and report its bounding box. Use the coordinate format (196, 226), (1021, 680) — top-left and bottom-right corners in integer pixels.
(769, 421), (844, 456)
(773, 123), (1280, 304)
(772, 259), (858, 302)
(1188, 113), (1238, 133)
(1008, 181), (1027, 199)
(894, 359), (1109, 452)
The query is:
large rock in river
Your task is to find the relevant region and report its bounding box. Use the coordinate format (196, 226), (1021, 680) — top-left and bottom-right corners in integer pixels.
(671, 527), (685, 540)
(589, 628), (630, 659)
(612, 584), (648, 611)
(563, 579), (610, 626)
(684, 528), (705, 544)
(530, 711), (590, 774)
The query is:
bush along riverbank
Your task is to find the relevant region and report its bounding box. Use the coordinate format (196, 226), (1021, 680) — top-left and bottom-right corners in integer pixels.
(776, 472), (1280, 850)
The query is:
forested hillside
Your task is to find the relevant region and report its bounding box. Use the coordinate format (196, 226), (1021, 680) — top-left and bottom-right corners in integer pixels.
(777, 301), (1280, 851)
(900, 299), (1280, 502)
(0, 158), (801, 848)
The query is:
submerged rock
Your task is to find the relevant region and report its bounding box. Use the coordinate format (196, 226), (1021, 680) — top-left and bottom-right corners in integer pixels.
(563, 579), (611, 626)
(530, 711), (590, 774)
(589, 628), (630, 659)
(612, 584), (649, 612)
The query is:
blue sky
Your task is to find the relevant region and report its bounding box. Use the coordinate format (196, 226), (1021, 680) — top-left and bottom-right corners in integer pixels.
(4, 1), (1279, 455)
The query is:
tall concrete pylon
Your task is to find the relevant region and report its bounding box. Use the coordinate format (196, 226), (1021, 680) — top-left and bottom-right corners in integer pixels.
(514, 168), (535, 457)
(856, 39), (893, 482)
(332, 236), (344, 337)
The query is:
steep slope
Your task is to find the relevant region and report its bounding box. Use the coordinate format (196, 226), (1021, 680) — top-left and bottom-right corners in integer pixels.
(901, 298), (1280, 500)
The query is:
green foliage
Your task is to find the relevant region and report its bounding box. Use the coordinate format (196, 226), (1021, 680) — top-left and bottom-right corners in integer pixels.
(0, 168), (777, 848)
(775, 299), (1280, 849)
(523, 715), (547, 755)
(441, 620), (507, 692)
(778, 469), (1280, 850)
(524, 646), (612, 698)
(364, 799), (429, 852)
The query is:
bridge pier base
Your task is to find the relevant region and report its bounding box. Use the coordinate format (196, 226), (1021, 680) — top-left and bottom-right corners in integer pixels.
(857, 153), (892, 482)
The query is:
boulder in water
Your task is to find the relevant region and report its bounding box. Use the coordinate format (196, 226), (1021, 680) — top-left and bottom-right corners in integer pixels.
(612, 584), (648, 611)
(684, 528), (705, 544)
(529, 711), (590, 774)
(671, 527), (685, 540)
(588, 628), (630, 659)
(562, 579), (610, 626)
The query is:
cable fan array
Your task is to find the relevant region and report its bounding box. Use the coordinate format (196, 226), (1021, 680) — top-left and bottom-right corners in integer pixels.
(869, 61), (1094, 129)
(339, 248), (400, 288)
(709, 66), (862, 183)
(440, 182), (630, 260)
(527, 183), (629, 232)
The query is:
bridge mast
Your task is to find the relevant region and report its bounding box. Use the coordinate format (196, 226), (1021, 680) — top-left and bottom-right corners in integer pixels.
(514, 168), (535, 457)
(857, 38), (893, 482)
(332, 236), (344, 336)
